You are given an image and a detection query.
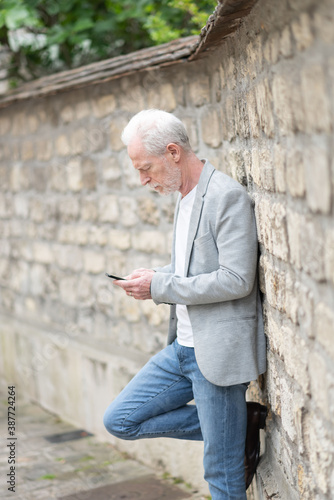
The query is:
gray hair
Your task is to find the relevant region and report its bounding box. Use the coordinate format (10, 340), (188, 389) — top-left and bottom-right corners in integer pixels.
(121, 109), (192, 156)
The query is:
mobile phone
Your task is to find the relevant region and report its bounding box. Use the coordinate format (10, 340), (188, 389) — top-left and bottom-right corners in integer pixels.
(105, 273), (127, 281)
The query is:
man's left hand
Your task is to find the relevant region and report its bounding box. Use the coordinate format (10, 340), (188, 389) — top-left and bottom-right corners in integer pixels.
(113, 268), (155, 300)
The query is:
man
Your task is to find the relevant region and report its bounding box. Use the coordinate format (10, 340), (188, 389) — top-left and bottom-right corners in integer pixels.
(103, 109), (267, 499)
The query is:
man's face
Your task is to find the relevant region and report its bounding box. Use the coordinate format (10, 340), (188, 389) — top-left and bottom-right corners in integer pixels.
(128, 138), (182, 196)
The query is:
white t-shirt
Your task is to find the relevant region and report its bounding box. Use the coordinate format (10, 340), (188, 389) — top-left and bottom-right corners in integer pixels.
(174, 186), (197, 347)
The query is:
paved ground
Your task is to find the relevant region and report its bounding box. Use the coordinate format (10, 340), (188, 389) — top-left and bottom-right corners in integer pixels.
(0, 389), (210, 500)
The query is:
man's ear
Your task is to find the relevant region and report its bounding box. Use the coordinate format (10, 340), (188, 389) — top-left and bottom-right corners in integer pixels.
(166, 143), (181, 163)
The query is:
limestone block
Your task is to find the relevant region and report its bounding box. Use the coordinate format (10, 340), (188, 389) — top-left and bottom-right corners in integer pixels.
(58, 225), (88, 246)
(280, 376), (297, 442)
(221, 95), (236, 142)
(81, 158), (97, 190)
(274, 144), (286, 193)
(0, 115), (11, 135)
(269, 203), (289, 261)
(281, 325), (309, 394)
(113, 291), (141, 323)
(272, 74), (294, 136)
(110, 118), (128, 152)
(140, 300), (169, 327)
(325, 228), (334, 284)
(30, 198), (46, 223)
(119, 84), (145, 112)
(58, 197), (80, 222)
(36, 139), (53, 161)
(314, 10), (334, 44)
(27, 114), (39, 133)
(299, 216), (325, 281)
(286, 149), (305, 198)
(147, 83), (176, 112)
(75, 95), (91, 119)
(77, 274), (95, 308)
(119, 196), (139, 227)
(51, 160), (67, 192)
(105, 249), (127, 277)
(201, 107), (222, 148)
(0, 257), (10, 284)
(81, 198), (98, 222)
(290, 81), (305, 133)
(59, 275), (78, 306)
(33, 242), (53, 264)
(225, 54), (237, 90)
(0, 163), (10, 191)
(294, 282), (314, 339)
(31, 166), (48, 192)
(262, 256), (286, 312)
(92, 94), (116, 117)
(109, 229), (131, 251)
(137, 197), (160, 226)
(246, 38), (262, 81)
(304, 410), (334, 494)
(67, 158), (82, 192)
(11, 112), (25, 136)
(70, 128), (87, 155)
(89, 226), (108, 246)
(188, 75), (210, 107)
(21, 141), (34, 161)
(10, 164), (23, 192)
(286, 209), (302, 269)
(132, 231), (166, 255)
(280, 25), (293, 58)
(304, 142), (331, 214)
(301, 65), (331, 134)
(310, 350), (334, 422)
(14, 195), (29, 219)
(291, 12), (314, 51)
(55, 135), (71, 156)
(269, 31), (280, 65)
(182, 117), (199, 152)
(54, 244), (83, 272)
(29, 263), (47, 296)
(235, 95), (250, 139)
(228, 150), (247, 187)
(0, 238), (10, 257)
(315, 302), (334, 360)
(255, 79), (275, 138)
(101, 156), (122, 187)
(85, 124), (107, 153)
(60, 105), (75, 124)
(212, 69), (222, 103)
(84, 250), (105, 274)
(251, 148), (275, 191)
(99, 194), (119, 223)
(122, 152), (142, 189)
(246, 89), (260, 139)
(132, 324), (166, 354)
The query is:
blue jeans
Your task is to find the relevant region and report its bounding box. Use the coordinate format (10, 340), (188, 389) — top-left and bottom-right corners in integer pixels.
(103, 340), (248, 499)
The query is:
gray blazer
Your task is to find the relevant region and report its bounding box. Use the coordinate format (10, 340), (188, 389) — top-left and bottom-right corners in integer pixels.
(151, 160), (266, 386)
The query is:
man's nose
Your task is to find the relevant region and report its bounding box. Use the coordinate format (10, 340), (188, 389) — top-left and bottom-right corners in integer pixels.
(140, 172), (150, 186)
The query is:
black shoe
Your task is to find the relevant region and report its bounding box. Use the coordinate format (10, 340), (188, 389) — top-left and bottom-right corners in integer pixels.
(245, 402), (267, 490)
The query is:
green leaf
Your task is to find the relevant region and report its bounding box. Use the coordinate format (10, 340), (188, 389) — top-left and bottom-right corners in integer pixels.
(72, 18), (95, 33)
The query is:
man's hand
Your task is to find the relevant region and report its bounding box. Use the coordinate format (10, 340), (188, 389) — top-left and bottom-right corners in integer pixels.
(113, 268), (155, 300)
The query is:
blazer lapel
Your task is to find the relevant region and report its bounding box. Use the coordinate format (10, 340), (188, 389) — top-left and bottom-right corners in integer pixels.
(184, 161), (215, 277)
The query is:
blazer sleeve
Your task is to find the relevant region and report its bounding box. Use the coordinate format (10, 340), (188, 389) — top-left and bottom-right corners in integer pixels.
(150, 188), (258, 306)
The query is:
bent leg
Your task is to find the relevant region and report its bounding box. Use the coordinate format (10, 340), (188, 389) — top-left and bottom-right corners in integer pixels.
(103, 342), (203, 441)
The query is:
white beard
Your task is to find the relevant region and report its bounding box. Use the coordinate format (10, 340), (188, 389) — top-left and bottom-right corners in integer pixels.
(149, 161), (182, 196)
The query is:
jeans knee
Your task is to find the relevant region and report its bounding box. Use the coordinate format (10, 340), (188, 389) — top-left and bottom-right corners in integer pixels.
(103, 406), (123, 437)
(103, 405), (137, 440)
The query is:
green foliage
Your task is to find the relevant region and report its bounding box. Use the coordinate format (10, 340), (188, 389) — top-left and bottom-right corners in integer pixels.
(0, 0), (216, 82)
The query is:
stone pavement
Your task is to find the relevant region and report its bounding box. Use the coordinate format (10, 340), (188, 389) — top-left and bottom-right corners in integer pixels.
(0, 390), (210, 500)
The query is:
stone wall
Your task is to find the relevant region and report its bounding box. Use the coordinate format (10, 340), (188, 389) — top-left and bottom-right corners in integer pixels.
(1, 0), (334, 498)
